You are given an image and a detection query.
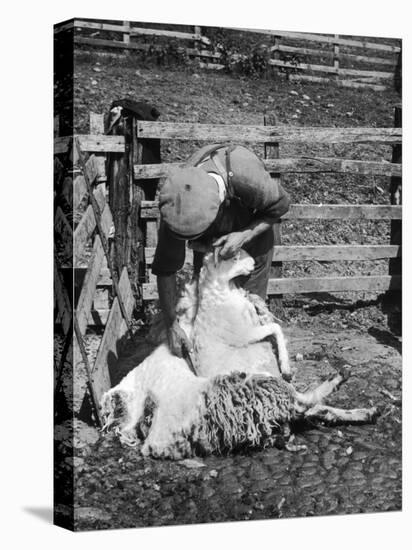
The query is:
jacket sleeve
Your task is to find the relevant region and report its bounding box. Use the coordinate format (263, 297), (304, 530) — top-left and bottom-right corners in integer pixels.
(151, 221), (186, 276)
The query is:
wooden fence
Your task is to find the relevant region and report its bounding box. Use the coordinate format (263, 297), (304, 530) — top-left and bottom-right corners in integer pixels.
(134, 115), (402, 301)
(235, 28), (401, 91)
(54, 108), (402, 419)
(54, 114), (135, 423)
(54, 19), (401, 90)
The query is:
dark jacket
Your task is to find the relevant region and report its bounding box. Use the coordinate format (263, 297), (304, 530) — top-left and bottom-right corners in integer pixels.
(152, 144), (290, 276)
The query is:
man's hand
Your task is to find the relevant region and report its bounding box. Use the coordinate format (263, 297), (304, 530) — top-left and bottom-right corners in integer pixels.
(167, 320), (192, 358)
(213, 232), (247, 259)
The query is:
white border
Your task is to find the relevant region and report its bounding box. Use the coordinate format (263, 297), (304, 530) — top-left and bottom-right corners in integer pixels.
(2, 0), (410, 547)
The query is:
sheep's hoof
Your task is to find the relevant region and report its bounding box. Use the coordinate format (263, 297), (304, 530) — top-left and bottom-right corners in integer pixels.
(282, 371), (293, 383)
(369, 406), (381, 422)
(285, 442), (307, 452)
(285, 434), (307, 453)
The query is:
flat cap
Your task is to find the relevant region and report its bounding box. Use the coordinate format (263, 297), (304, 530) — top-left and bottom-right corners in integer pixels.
(159, 167), (221, 239)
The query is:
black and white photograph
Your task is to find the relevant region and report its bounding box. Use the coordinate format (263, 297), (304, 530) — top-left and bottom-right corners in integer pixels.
(52, 12), (403, 533)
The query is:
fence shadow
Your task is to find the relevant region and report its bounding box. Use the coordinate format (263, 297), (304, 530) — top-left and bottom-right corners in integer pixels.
(368, 327), (402, 354)
(107, 332), (156, 387)
(287, 294), (379, 316)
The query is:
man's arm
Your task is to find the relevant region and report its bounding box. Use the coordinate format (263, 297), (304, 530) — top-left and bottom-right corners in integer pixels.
(157, 273), (192, 357)
(213, 218), (272, 258)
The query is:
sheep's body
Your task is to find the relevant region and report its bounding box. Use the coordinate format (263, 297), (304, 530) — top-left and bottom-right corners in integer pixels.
(193, 283), (284, 378)
(101, 250), (378, 459)
(101, 360), (378, 459)
(188, 250), (290, 378)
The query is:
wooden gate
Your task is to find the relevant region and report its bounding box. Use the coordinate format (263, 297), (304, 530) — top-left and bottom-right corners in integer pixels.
(54, 114), (134, 424)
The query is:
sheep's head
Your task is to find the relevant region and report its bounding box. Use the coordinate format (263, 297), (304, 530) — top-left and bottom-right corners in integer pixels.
(202, 248), (255, 284)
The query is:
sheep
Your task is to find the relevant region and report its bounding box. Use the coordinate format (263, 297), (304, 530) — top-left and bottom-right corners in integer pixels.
(100, 250), (378, 459)
(101, 358), (378, 459)
(191, 249), (290, 379)
(148, 248), (291, 380)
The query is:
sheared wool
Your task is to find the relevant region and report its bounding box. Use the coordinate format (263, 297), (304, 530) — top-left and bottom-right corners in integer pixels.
(101, 250), (378, 459)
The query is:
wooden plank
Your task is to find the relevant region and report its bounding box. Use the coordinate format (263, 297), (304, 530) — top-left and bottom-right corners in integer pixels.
(54, 135), (125, 154)
(91, 267), (135, 404)
(73, 175), (88, 210)
(54, 20), (75, 34)
(234, 29), (401, 53)
(54, 207), (73, 262)
(337, 79), (388, 91)
(68, 19), (209, 43)
(140, 202), (402, 221)
(130, 26), (210, 44)
(73, 189), (107, 261)
(85, 129), (107, 185)
(141, 274), (401, 300)
(271, 244), (401, 261)
(269, 59), (394, 79)
(146, 220), (158, 247)
(144, 244), (401, 265)
(134, 157), (402, 179)
(288, 74), (388, 91)
(271, 44), (397, 66)
(74, 35), (219, 60)
(284, 204), (402, 220)
(136, 121), (402, 144)
(76, 236), (105, 334)
(54, 206), (72, 237)
(71, 20), (133, 33)
(123, 20), (131, 44)
(54, 261), (72, 334)
(267, 275), (401, 294)
(75, 35), (151, 51)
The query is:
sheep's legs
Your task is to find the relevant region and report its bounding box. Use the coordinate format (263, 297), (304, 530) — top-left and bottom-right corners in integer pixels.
(245, 322), (290, 378)
(304, 403), (378, 424)
(295, 370), (348, 409)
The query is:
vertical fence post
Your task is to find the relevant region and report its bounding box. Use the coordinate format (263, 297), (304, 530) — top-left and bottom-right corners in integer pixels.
(107, 117), (131, 279)
(89, 112), (107, 195)
(272, 36), (280, 78)
(130, 108), (161, 297)
(333, 35), (340, 82)
(123, 20), (131, 47)
(382, 105), (402, 332)
(264, 114), (283, 312)
(193, 25), (202, 66)
(389, 106), (402, 279)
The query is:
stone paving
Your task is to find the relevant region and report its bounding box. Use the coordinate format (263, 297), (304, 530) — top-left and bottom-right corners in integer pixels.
(58, 326), (401, 530)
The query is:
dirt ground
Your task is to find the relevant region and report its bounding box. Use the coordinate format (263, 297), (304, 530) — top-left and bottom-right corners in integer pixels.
(54, 45), (402, 530)
(56, 316), (401, 530)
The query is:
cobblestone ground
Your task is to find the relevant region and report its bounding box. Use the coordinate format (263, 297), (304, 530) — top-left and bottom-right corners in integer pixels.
(69, 326), (401, 530)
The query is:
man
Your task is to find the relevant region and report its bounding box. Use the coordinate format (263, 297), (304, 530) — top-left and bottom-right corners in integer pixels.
(152, 143), (290, 357)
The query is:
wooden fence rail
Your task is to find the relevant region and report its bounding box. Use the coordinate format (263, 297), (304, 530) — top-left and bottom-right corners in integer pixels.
(136, 122), (402, 144)
(56, 18), (401, 90)
(134, 158), (401, 178)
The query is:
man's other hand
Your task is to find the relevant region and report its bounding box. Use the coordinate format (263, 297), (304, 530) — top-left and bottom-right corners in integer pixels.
(213, 232), (246, 259)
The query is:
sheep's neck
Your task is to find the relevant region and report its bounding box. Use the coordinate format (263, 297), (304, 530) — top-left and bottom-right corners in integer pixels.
(198, 276), (236, 310)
